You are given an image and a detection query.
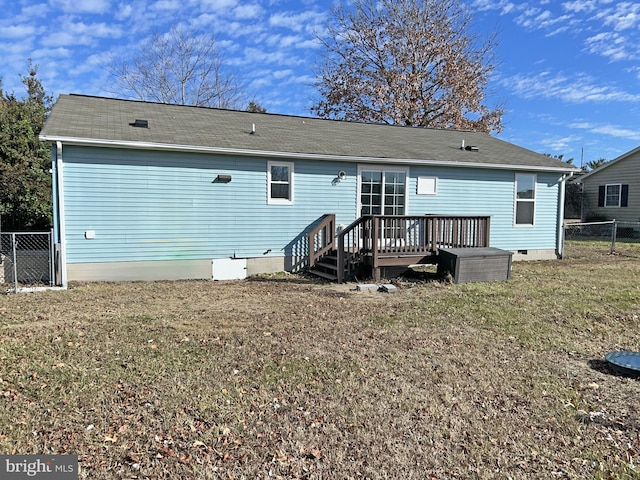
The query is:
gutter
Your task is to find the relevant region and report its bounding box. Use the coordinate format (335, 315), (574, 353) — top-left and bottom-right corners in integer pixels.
(39, 135), (579, 174)
(557, 172), (573, 258)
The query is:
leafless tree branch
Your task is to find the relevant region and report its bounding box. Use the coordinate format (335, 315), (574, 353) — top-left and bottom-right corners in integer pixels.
(105, 25), (243, 109)
(312, 0), (504, 133)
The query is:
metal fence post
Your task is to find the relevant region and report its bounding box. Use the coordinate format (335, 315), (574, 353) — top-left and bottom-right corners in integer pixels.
(610, 220), (617, 254)
(11, 233), (18, 293)
(49, 229), (54, 286)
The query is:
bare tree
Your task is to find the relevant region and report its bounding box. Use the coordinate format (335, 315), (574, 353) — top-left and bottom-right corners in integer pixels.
(107, 25), (243, 108)
(312, 0), (503, 133)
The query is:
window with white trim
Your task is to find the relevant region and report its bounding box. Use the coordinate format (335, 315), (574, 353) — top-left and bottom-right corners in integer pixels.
(515, 173), (536, 226)
(268, 161), (293, 204)
(605, 184), (621, 207)
(598, 184), (629, 208)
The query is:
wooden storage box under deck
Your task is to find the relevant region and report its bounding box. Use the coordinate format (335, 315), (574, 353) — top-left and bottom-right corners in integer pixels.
(437, 247), (512, 284)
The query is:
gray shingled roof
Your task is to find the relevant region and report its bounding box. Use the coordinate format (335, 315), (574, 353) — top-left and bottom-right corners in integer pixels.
(40, 94), (575, 172)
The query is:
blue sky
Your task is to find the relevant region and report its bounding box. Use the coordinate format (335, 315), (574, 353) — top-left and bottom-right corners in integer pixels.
(1, 0), (639, 167)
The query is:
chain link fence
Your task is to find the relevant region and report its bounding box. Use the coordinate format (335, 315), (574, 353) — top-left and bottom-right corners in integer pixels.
(0, 231), (55, 292)
(563, 221), (640, 260)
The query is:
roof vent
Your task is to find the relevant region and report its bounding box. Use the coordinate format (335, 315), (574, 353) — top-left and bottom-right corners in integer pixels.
(465, 145), (479, 152)
(131, 119), (149, 128)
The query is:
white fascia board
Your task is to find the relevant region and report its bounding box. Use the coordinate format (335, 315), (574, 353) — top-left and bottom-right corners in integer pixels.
(39, 135), (578, 173)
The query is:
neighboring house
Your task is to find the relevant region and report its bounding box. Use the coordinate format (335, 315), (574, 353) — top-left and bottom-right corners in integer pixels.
(40, 94), (577, 286)
(576, 147), (640, 223)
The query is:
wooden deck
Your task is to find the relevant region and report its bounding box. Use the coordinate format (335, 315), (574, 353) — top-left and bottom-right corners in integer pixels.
(308, 214), (491, 282)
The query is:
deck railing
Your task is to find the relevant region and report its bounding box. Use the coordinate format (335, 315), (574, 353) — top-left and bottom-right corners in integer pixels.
(309, 214), (491, 282)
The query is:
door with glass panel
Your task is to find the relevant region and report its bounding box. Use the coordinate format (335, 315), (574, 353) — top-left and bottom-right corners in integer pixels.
(360, 170), (406, 215)
(360, 169), (407, 241)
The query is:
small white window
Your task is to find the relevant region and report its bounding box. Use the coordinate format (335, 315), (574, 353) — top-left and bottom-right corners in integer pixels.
(417, 176), (437, 195)
(515, 173), (536, 226)
(268, 161), (294, 205)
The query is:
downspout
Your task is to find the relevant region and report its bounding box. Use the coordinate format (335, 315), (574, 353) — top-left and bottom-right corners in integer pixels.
(557, 172), (573, 259)
(56, 141), (68, 288)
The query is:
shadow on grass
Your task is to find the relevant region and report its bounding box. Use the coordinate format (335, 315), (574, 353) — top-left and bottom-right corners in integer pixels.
(587, 359), (640, 379)
(246, 272), (327, 285)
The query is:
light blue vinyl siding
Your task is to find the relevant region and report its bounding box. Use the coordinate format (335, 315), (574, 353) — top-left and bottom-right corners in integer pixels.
(61, 146), (562, 265)
(408, 166), (561, 250)
(62, 146), (357, 263)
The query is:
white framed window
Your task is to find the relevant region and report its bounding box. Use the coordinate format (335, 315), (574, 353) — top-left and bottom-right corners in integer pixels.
(268, 161), (294, 205)
(514, 173), (536, 226)
(605, 184), (621, 207)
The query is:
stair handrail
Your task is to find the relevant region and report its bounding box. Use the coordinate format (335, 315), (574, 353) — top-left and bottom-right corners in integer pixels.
(308, 214), (336, 269)
(335, 216), (373, 283)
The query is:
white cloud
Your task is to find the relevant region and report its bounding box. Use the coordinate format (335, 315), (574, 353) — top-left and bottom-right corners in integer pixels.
(0, 24), (37, 39)
(540, 135), (582, 152)
(569, 121), (640, 141)
(599, 2), (640, 31)
(199, 0), (238, 11)
(242, 46), (303, 66)
(470, 0), (518, 15)
(233, 3), (263, 20)
(562, 1), (598, 14)
(42, 20), (123, 47)
(115, 4), (133, 20)
(50, 0), (111, 14)
(19, 3), (50, 20)
(31, 47), (72, 59)
(0, 40), (34, 59)
(513, 8), (572, 31)
(268, 10), (325, 33)
(150, 0), (183, 11)
(584, 32), (633, 61)
(503, 71), (640, 103)
(272, 69), (293, 79)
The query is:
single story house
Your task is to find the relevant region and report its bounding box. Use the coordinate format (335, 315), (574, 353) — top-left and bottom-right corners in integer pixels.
(40, 94), (577, 286)
(575, 146), (640, 223)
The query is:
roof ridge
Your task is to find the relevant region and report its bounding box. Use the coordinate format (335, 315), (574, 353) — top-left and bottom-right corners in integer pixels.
(63, 93), (480, 134)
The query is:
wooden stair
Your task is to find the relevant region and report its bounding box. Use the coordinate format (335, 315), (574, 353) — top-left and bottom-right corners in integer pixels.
(308, 252), (340, 281)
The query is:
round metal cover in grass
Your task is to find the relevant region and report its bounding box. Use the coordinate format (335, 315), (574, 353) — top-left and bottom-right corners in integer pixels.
(604, 350), (640, 376)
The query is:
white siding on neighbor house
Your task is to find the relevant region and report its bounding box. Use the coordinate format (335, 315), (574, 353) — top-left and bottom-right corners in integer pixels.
(61, 146), (358, 264)
(581, 151), (640, 223)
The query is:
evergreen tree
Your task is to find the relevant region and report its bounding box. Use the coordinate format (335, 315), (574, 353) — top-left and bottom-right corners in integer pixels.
(0, 62), (53, 231)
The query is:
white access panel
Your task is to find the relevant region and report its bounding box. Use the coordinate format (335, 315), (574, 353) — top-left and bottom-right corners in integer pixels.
(211, 258), (247, 281)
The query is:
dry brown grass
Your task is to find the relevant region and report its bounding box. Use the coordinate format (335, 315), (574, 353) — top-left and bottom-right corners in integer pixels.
(1, 242), (640, 479)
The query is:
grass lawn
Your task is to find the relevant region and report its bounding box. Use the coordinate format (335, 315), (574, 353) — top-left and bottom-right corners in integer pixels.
(1, 242), (640, 479)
